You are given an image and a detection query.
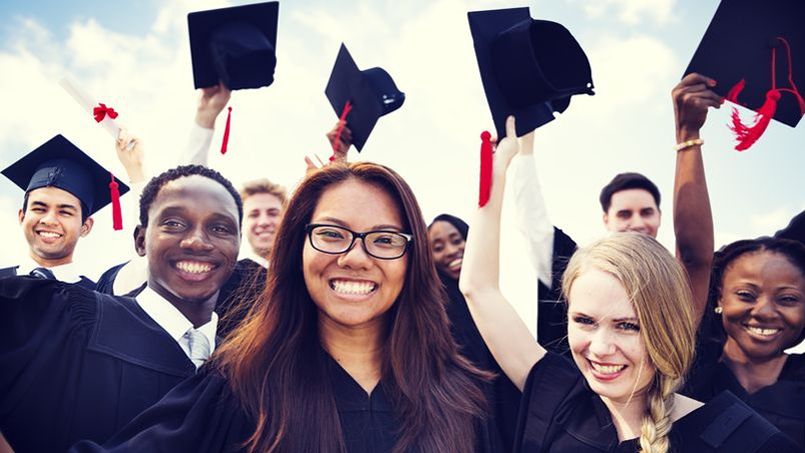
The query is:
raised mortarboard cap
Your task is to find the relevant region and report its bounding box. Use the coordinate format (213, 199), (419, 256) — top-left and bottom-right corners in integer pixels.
(468, 7), (595, 139)
(686, 0), (805, 128)
(188, 1), (279, 90)
(325, 44), (405, 152)
(1, 134), (130, 218)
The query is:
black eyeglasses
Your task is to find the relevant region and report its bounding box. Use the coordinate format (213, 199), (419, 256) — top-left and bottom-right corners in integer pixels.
(305, 223), (412, 260)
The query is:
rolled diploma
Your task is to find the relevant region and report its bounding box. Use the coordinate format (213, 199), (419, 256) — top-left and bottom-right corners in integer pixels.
(59, 76), (121, 139)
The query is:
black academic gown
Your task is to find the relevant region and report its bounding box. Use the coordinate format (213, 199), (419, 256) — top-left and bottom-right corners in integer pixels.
(440, 273), (521, 452)
(683, 317), (805, 449)
(71, 348), (501, 453)
(536, 227), (577, 355)
(514, 353), (802, 453)
(0, 277), (195, 453)
(96, 258), (266, 339)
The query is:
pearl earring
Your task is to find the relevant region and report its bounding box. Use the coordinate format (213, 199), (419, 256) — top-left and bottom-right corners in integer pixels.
(714, 306), (723, 314)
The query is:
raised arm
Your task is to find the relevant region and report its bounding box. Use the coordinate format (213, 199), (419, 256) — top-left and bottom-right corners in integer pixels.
(672, 73), (719, 323)
(183, 83), (231, 166)
(510, 131), (554, 287)
(459, 117), (546, 390)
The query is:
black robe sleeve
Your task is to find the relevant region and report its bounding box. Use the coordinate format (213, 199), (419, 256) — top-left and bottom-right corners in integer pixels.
(537, 227), (577, 354)
(70, 369), (254, 453)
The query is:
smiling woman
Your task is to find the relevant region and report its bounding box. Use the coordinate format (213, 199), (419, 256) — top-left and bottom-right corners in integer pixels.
(72, 162), (502, 453)
(685, 237), (805, 448)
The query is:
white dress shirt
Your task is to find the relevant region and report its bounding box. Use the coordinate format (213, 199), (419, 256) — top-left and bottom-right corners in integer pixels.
(15, 255), (89, 283)
(510, 154), (556, 288)
(136, 286), (218, 365)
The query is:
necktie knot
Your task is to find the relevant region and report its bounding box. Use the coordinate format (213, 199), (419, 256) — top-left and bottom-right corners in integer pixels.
(30, 267), (56, 280)
(186, 328), (211, 369)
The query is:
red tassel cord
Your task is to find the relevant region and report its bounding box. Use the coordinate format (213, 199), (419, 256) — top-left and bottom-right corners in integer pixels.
(109, 173), (123, 231)
(478, 131), (493, 207)
(329, 100), (353, 162)
(730, 89), (781, 151)
(93, 103), (119, 122)
(726, 37), (805, 151)
(220, 106), (232, 155)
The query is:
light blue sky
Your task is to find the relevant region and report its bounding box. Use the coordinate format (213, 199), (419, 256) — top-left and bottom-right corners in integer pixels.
(0, 0), (802, 324)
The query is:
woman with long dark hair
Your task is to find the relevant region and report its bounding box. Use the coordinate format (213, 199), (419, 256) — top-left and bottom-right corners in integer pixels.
(685, 237), (805, 448)
(73, 162), (499, 453)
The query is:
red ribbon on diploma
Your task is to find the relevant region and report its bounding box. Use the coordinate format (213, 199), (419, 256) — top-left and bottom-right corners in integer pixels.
(93, 103), (119, 123)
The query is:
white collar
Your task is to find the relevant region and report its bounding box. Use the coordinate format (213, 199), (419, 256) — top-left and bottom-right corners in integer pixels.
(136, 286), (218, 354)
(243, 249), (269, 268)
(16, 256), (85, 283)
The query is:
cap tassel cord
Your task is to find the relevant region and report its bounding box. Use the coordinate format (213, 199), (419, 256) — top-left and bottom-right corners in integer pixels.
(329, 100), (353, 162)
(726, 36), (805, 151)
(93, 103), (119, 122)
(478, 131), (493, 207)
(220, 106), (232, 155)
(109, 173), (123, 230)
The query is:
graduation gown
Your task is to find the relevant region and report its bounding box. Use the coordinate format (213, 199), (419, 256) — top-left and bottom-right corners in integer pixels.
(72, 348), (501, 453)
(440, 273), (521, 452)
(0, 277), (195, 453)
(536, 227), (577, 355)
(683, 321), (805, 449)
(514, 353), (802, 452)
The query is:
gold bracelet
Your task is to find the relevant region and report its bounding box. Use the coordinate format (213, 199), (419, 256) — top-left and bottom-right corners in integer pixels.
(674, 138), (704, 151)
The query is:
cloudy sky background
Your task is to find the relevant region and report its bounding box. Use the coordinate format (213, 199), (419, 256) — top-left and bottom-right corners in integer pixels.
(0, 0), (802, 331)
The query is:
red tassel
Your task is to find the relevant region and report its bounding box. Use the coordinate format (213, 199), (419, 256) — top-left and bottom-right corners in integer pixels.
(220, 106), (232, 155)
(109, 173), (123, 230)
(730, 89), (781, 151)
(725, 79), (745, 104)
(478, 131), (493, 207)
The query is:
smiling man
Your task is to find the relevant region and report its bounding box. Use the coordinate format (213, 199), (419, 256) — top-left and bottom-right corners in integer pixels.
(239, 178), (287, 267)
(0, 135), (130, 287)
(0, 164), (242, 452)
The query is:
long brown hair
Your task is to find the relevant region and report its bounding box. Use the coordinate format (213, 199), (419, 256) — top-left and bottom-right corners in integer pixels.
(214, 162), (489, 453)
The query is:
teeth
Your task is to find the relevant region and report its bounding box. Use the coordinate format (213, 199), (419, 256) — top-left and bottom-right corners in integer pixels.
(38, 231), (61, 238)
(331, 280), (376, 295)
(448, 258), (463, 269)
(175, 261), (213, 274)
(746, 326), (781, 336)
(590, 362), (626, 374)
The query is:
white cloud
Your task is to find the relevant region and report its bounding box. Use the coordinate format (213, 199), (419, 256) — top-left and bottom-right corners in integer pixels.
(571, 0), (677, 26)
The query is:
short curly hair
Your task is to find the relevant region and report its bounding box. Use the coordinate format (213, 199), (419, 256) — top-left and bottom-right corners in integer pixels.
(138, 165), (243, 228)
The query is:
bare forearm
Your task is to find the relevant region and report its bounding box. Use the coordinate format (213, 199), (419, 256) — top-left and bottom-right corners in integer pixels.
(673, 127), (714, 320)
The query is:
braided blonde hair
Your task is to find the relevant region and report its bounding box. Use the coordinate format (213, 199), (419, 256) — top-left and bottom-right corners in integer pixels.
(562, 233), (696, 453)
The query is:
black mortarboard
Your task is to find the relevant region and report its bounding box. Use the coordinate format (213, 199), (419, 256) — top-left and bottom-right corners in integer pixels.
(1, 134), (130, 218)
(325, 44), (406, 152)
(686, 0), (805, 128)
(468, 7), (594, 139)
(188, 2), (279, 90)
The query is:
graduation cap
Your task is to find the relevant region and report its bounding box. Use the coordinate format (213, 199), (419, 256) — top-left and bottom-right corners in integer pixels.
(468, 7), (594, 140)
(1, 135), (130, 229)
(325, 44), (406, 152)
(188, 1), (279, 90)
(686, 0), (805, 150)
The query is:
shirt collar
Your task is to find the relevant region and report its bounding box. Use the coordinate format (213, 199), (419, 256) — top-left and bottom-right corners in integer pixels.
(17, 255), (84, 283)
(243, 249), (269, 268)
(136, 286), (218, 353)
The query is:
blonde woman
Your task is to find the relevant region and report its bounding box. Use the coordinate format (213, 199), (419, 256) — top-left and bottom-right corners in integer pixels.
(459, 116), (800, 452)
